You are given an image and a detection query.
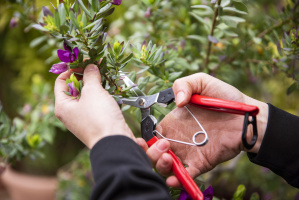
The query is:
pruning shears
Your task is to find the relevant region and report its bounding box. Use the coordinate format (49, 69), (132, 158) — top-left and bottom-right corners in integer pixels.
(118, 76), (259, 200)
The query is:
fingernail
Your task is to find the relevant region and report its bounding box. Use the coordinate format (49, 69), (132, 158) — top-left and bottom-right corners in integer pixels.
(176, 91), (185, 106)
(156, 140), (168, 152)
(85, 64), (98, 72)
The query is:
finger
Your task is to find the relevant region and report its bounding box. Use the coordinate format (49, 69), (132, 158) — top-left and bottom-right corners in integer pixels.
(83, 64), (102, 86)
(166, 176), (181, 188)
(172, 73), (210, 107)
(156, 153), (173, 176)
(146, 139), (170, 166)
(54, 70), (73, 103)
(136, 138), (148, 152)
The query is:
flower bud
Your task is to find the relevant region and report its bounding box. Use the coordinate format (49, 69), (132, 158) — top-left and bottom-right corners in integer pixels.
(10, 17), (19, 28)
(49, 62), (68, 74)
(144, 8), (151, 18)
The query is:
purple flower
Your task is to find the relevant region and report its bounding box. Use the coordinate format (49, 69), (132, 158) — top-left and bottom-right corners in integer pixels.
(42, 6), (53, 17)
(178, 186), (214, 200)
(67, 82), (79, 97)
(99, 0), (122, 5)
(144, 8), (151, 18)
(10, 17), (19, 28)
(57, 41), (79, 63)
(203, 186), (214, 200)
(178, 190), (192, 200)
(49, 62), (68, 74)
(112, 0), (122, 5)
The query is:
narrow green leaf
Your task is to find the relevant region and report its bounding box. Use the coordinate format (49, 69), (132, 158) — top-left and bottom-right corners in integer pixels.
(223, 7), (247, 14)
(191, 5), (214, 13)
(77, 0), (92, 18)
(32, 24), (49, 32)
(30, 36), (47, 48)
(54, 9), (61, 28)
(91, 0), (100, 12)
(287, 82), (297, 95)
(58, 3), (66, 25)
(69, 9), (80, 29)
(82, 12), (87, 27)
(64, 91), (71, 96)
(83, 18), (102, 30)
(121, 53), (134, 64)
(232, 1), (248, 13)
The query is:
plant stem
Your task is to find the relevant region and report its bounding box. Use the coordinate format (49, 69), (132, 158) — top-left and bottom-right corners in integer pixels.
(204, 0), (222, 70)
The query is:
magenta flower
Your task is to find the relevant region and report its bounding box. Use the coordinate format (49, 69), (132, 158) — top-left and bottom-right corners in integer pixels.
(49, 62), (68, 74)
(57, 41), (79, 63)
(112, 0), (122, 5)
(67, 82), (79, 97)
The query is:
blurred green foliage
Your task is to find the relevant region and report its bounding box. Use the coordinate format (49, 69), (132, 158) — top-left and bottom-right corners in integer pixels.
(0, 0), (298, 199)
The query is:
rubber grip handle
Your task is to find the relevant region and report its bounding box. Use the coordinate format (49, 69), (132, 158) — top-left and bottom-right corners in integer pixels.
(147, 136), (203, 200)
(190, 94), (259, 116)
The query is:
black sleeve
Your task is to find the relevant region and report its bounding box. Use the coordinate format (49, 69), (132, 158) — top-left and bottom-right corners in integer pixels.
(247, 103), (299, 188)
(89, 135), (171, 200)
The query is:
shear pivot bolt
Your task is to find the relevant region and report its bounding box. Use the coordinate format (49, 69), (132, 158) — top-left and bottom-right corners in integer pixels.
(139, 98), (146, 106)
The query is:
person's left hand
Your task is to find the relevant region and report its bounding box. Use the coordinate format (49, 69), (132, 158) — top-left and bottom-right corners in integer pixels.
(54, 64), (135, 149)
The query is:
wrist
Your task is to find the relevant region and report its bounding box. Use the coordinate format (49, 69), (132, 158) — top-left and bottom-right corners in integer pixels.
(244, 96), (269, 154)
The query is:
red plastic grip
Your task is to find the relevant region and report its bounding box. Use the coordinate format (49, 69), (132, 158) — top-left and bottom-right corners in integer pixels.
(147, 136), (204, 200)
(189, 94), (259, 116)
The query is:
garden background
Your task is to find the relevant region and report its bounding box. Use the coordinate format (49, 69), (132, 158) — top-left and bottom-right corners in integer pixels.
(0, 0), (298, 199)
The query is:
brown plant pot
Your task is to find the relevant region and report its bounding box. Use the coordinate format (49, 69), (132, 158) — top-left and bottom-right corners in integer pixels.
(0, 166), (57, 200)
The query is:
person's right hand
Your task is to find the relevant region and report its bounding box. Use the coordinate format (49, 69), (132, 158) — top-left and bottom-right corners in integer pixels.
(137, 73), (268, 187)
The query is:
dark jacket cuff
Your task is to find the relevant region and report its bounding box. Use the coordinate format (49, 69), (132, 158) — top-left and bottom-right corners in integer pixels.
(247, 104), (299, 188)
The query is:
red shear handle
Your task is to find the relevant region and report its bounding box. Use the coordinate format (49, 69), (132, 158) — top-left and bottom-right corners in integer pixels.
(190, 94), (259, 116)
(147, 136), (204, 200)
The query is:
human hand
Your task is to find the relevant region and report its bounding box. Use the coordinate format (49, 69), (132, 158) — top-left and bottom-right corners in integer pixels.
(54, 64), (135, 149)
(138, 73), (268, 187)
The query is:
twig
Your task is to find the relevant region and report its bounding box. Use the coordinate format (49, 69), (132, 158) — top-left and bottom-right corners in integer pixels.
(204, 0), (222, 69)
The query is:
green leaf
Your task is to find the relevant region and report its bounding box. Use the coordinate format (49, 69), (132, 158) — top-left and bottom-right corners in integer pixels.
(83, 18), (102, 30)
(32, 24), (49, 32)
(89, 48), (97, 57)
(232, 0), (248, 13)
(287, 82), (297, 95)
(60, 25), (69, 34)
(77, 0), (92, 18)
(91, 0), (100, 12)
(64, 91), (71, 96)
(97, 7), (115, 18)
(221, 0), (231, 7)
(221, 15), (245, 28)
(72, 0), (79, 13)
(233, 185), (246, 200)
(223, 7), (247, 14)
(30, 36), (47, 48)
(169, 72), (183, 82)
(121, 53), (134, 65)
(69, 9), (80, 29)
(82, 12), (87, 27)
(58, 3), (66, 25)
(191, 5), (214, 13)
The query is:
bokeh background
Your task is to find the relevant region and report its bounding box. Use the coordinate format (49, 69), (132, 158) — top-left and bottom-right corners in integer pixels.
(0, 0), (298, 199)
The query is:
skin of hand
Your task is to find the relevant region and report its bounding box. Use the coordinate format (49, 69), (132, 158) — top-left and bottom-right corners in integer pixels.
(137, 73), (268, 187)
(54, 64), (135, 149)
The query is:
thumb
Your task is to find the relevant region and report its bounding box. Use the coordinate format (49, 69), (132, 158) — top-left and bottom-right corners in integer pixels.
(83, 64), (102, 86)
